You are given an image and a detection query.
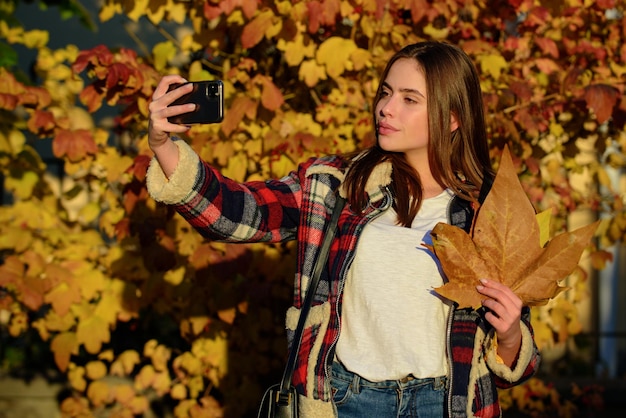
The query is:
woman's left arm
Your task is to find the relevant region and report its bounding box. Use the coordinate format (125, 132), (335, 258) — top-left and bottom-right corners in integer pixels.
(476, 279), (523, 367)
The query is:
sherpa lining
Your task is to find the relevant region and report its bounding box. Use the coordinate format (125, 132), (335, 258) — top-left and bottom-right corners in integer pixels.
(146, 139), (199, 204)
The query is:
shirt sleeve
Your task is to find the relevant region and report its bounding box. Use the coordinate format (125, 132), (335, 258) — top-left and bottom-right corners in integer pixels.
(146, 139), (304, 243)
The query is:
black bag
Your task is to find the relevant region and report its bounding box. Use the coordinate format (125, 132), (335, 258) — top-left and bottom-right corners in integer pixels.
(257, 383), (298, 418)
(257, 197), (345, 418)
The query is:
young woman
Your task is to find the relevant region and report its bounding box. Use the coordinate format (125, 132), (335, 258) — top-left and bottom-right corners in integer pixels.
(146, 41), (540, 418)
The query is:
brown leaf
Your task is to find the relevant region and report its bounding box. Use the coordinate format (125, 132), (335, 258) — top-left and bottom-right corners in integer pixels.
(427, 145), (599, 308)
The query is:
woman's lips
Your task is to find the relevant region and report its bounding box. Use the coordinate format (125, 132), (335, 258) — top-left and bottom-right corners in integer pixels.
(377, 121), (397, 135)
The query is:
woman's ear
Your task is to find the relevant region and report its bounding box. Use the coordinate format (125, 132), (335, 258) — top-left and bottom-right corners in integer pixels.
(450, 113), (459, 132)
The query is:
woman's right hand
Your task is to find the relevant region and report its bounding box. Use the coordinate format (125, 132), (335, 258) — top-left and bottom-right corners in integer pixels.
(148, 75), (195, 150)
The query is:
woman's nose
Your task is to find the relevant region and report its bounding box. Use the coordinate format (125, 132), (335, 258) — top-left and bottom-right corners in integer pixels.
(379, 99), (393, 117)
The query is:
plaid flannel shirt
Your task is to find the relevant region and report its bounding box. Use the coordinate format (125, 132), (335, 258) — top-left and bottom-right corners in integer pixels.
(147, 140), (540, 418)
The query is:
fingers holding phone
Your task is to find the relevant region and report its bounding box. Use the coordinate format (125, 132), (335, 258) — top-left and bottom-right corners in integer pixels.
(166, 80), (224, 125)
(148, 75), (195, 148)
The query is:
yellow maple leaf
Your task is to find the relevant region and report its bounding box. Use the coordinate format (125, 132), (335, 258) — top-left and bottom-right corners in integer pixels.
(76, 314), (111, 354)
(98, 1), (122, 22)
(152, 41), (177, 71)
(316, 37), (357, 79)
(479, 53), (509, 79)
(5, 171), (38, 200)
(299, 59), (327, 87)
(50, 331), (79, 372)
(45, 281), (82, 317)
(427, 145), (599, 308)
(277, 30), (314, 66)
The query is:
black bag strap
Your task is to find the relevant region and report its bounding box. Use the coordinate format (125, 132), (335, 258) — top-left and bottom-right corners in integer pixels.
(276, 196), (346, 402)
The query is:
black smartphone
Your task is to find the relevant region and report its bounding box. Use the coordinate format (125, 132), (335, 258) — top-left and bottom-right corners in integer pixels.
(167, 80), (224, 125)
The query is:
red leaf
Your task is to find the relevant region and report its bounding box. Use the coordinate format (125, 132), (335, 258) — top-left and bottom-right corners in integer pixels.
(79, 84), (104, 113)
(52, 129), (99, 162)
(535, 37), (559, 58)
(241, 10), (274, 49)
(584, 84), (619, 124)
(27, 109), (56, 135)
(72, 45), (113, 74)
(255, 75), (284, 111)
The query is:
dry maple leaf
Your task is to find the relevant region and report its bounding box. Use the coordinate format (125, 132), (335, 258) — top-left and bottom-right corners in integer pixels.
(426, 145), (599, 308)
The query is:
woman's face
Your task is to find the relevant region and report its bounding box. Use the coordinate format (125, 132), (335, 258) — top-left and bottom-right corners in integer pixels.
(375, 58), (430, 164)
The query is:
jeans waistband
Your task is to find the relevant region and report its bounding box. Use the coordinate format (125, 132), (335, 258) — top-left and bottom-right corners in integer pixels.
(332, 360), (447, 390)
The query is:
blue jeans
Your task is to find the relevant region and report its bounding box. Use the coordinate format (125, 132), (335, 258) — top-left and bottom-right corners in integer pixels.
(331, 361), (447, 418)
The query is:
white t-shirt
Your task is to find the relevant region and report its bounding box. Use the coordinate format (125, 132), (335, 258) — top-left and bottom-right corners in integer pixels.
(335, 189), (453, 381)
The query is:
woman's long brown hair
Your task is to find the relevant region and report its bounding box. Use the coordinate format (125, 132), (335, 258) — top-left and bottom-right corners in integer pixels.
(343, 41), (494, 227)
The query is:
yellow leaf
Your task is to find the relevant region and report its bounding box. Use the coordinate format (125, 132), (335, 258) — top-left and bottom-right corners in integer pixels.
(97, 147), (134, 183)
(164, 266), (186, 286)
(152, 371), (172, 396)
(110, 350), (141, 376)
(423, 23), (449, 40)
(99, 349), (115, 362)
(98, 1), (122, 22)
(94, 292), (121, 326)
(316, 37), (357, 79)
(277, 29), (314, 66)
(168, 2), (187, 24)
(222, 152), (247, 182)
(135, 364), (156, 390)
(191, 335), (228, 384)
(0, 226), (33, 252)
(188, 60), (213, 82)
(299, 59), (327, 87)
(87, 380), (110, 407)
(43, 310), (75, 332)
(5, 130), (26, 155)
(171, 383), (187, 400)
(152, 41), (177, 71)
(78, 201), (101, 225)
(479, 53), (509, 79)
(174, 352), (203, 376)
(128, 396), (149, 415)
(76, 267), (107, 301)
(45, 281), (82, 317)
(146, 2), (166, 24)
(5, 171), (39, 200)
(50, 331), (79, 372)
(536, 210), (552, 248)
(188, 375), (205, 398)
(86, 360), (108, 380)
(113, 384), (135, 404)
(150, 344), (172, 372)
(22, 29), (49, 48)
(126, 0), (149, 22)
(350, 48), (372, 71)
(68, 363), (87, 391)
(76, 314), (110, 354)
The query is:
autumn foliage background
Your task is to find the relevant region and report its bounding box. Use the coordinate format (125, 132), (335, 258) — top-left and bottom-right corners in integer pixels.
(1, 0), (625, 416)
